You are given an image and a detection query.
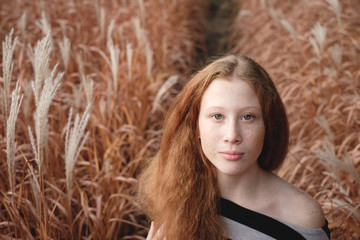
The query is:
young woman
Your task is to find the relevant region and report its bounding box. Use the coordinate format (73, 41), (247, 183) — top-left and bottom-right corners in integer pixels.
(138, 55), (330, 239)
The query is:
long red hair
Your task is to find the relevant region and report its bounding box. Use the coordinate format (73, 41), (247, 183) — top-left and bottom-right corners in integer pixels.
(138, 55), (289, 239)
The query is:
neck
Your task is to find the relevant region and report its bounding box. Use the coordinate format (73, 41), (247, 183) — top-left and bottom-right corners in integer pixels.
(217, 164), (268, 207)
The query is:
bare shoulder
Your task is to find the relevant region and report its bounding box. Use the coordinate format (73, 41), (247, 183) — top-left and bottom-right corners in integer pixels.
(271, 175), (325, 229)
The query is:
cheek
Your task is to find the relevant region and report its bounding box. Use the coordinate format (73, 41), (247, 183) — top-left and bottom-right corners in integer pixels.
(244, 124), (265, 148)
(200, 137), (215, 162)
(198, 122), (216, 157)
(198, 118), (210, 140)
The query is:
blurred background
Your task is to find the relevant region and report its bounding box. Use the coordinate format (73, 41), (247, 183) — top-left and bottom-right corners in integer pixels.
(0, 0), (359, 239)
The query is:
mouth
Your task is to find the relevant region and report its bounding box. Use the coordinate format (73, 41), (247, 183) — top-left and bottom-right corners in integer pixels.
(220, 151), (244, 161)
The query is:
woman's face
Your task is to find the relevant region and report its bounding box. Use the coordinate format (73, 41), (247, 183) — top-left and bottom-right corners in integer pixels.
(198, 78), (265, 178)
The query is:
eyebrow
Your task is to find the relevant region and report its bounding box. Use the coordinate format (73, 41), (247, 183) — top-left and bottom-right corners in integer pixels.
(205, 106), (261, 110)
(203, 106), (262, 113)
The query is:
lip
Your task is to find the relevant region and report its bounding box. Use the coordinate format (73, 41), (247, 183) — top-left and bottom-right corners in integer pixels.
(220, 151), (244, 161)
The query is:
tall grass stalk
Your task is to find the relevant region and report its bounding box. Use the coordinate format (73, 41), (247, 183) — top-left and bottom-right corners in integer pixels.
(137, 0), (146, 20)
(35, 11), (52, 36)
(280, 19), (302, 51)
(260, 0), (266, 9)
(2, 28), (18, 132)
(132, 17), (151, 77)
(132, 17), (147, 49)
(29, 64), (63, 171)
(126, 42), (133, 81)
(313, 140), (360, 185)
(309, 23), (327, 62)
(315, 115), (335, 140)
(29, 165), (41, 211)
(269, 8), (281, 28)
(58, 35), (71, 72)
(76, 52), (86, 83)
(17, 12), (27, 39)
(84, 76), (94, 106)
(238, 9), (252, 18)
(33, 32), (52, 105)
(107, 19), (115, 42)
(326, 0), (342, 27)
(6, 81), (23, 193)
(94, 0), (105, 38)
(107, 39), (120, 92)
(26, 44), (35, 72)
(76, 53), (94, 105)
(152, 75), (179, 112)
(145, 42), (153, 78)
(65, 104), (91, 196)
(331, 43), (342, 70)
(301, 0), (309, 15)
(100, 7), (106, 39)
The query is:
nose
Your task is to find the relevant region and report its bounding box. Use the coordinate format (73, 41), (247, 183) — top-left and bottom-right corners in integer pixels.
(224, 120), (241, 144)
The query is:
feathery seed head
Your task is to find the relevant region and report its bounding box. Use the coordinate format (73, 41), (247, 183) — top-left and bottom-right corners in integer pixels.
(6, 81), (23, 192)
(31, 64), (63, 169)
(2, 29), (18, 131)
(65, 104), (91, 194)
(325, 0), (342, 27)
(107, 38), (120, 91)
(280, 19), (301, 51)
(36, 11), (52, 35)
(58, 35), (71, 72)
(331, 43), (342, 70)
(311, 23), (327, 52)
(126, 42), (133, 80)
(33, 32), (52, 105)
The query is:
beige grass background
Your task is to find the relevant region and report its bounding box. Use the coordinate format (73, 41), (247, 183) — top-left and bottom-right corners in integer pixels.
(0, 0), (208, 239)
(229, 0), (360, 239)
(0, 0), (359, 239)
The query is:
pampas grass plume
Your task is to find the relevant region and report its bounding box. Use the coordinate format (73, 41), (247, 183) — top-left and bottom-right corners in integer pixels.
(138, 0), (146, 20)
(152, 75), (179, 112)
(107, 38), (120, 91)
(280, 19), (301, 51)
(17, 12), (27, 39)
(29, 64), (63, 170)
(326, 0), (342, 27)
(2, 28), (18, 130)
(107, 19), (115, 42)
(309, 23), (327, 61)
(36, 11), (52, 36)
(76, 53), (94, 105)
(145, 42), (153, 78)
(29, 165), (41, 211)
(126, 42), (133, 80)
(65, 104), (91, 194)
(58, 35), (71, 72)
(100, 7), (106, 39)
(6, 81), (23, 192)
(33, 32), (52, 105)
(331, 43), (342, 70)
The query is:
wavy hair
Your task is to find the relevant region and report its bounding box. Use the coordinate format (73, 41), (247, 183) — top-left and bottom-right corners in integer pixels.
(138, 55), (289, 239)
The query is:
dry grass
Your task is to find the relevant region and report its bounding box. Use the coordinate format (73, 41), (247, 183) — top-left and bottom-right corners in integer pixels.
(0, 0), (208, 239)
(4, 0), (356, 238)
(230, 0), (360, 239)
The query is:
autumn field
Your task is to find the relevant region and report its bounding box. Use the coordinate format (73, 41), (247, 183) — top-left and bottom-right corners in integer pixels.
(0, 0), (359, 239)
(229, 0), (360, 239)
(0, 0), (209, 238)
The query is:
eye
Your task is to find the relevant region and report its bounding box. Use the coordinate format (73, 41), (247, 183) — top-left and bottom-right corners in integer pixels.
(241, 114), (254, 121)
(212, 114), (223, 120)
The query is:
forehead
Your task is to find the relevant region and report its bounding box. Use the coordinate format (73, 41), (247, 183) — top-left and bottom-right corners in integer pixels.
(200, 78), (260, 108)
